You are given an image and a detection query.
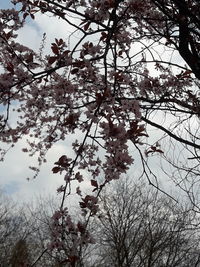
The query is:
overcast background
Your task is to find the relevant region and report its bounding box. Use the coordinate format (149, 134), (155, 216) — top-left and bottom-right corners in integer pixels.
(0, 1), (185, 205)
(0, 1), (79, 203)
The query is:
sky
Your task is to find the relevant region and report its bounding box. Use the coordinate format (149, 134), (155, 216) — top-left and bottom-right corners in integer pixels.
(0, 0), (190, 206)
(0, 1), (81, 204)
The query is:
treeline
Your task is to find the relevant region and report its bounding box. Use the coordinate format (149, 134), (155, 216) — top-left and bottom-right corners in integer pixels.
(1, 179), (200, 267)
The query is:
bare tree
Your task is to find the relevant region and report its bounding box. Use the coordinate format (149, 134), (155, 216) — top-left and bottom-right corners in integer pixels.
(1, 182), (200, 267)
(22, 196), (92, 267)
(92, 179), (200, 267)
(0, 192), (33, 266)
(10, 239), (30, 267)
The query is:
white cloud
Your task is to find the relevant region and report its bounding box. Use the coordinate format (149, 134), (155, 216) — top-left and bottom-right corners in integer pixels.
(1, 140), (66, 202)
(0, 8), (79, 203)
(17, 11), (77, 54)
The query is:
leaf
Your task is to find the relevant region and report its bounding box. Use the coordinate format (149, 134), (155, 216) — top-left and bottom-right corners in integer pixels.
(58, 155), (68, 164)
(84, 22), (90, 31)
(30, 13), (35, 19)
(54, 155), (71, 168)
(92, 188), (98, 192)
(75, 172), (83, 182)
(48, 56), (57, 65)
(63, 50), (71, 56)
(52, 166), (61, 173)
(91, 179), (98, 188)
(89, 42), (93, 48)
(100, 32), (107, 42)
(55, 38), (64, 46)
(23, 12), (29, 20)
(71, 68), (79, 74)
(79, 201), (87, 209)
(51, 44), (59, 55)
(118, 50), (123, 57)
(76, 186), (82, 196)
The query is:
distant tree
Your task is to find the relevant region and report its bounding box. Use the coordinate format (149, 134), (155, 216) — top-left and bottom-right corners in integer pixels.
(1, 183), (200, 267)
(22, 196), (94, 267)
(0, 192), (25, 266)
(10, 239), (30, 267)
(93, 179), (200, 267)
(0, 192), (49, 266)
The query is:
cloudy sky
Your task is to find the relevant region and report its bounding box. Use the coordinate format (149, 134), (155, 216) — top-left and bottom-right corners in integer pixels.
(0, 0), (187, 205)
(0, 1), (81, 204)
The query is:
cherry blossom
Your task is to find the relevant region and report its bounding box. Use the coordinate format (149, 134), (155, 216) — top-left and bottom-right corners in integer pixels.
(1, 0), (200, 264)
